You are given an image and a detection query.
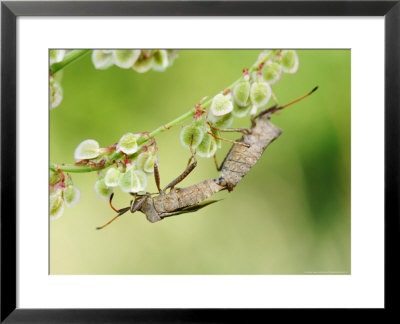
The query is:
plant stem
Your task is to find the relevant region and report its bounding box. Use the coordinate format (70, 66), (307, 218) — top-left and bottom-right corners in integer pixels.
(50, 50), (275, 173)
(50, 50), (91, 74)
(140, 109), (196, 145)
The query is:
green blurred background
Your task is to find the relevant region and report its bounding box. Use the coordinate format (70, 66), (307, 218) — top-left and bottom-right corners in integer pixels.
(50, 50), (350, 274)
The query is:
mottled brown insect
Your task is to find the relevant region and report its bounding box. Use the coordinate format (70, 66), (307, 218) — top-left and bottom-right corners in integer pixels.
(139, 178), (225, 223)
(216, 86), (318, 191)
(96, 87), (317, 229)
(217, 115), (282, 191)
(96, 114), (284, 229)
(96, 157), (225, 229)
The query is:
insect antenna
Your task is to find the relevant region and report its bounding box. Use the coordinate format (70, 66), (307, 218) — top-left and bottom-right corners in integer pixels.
(255, 86), (319, 119)
(96, 206), (130, 230)
(278, 86), (319, 110)
(108, 193), (119, 213)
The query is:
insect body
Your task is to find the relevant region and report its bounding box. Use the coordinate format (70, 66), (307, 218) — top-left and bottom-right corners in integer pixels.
(219, 116), (282, 191)
(97, 116), (280, 229)
(217, 86), (318, 191)
(139, 178), (225, 223)
(96, 159), (225, 229)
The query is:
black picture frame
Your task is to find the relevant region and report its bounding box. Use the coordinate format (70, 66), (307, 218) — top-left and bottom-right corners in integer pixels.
(1, 0), (399, 322)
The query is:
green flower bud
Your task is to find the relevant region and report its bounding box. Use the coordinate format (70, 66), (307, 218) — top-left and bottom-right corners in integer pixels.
(49, 170), (61, 185)
(250, 81), (271, 108)
(197, 133), (218, 158)
(94, 179), (113, 201)
(50, 49), (65, 65)
(280, 50), (299, 73)
(50, 77), (63, 109)
(104, 167), (121, 187)
(119, 169), (148, 193)
(152, 50), (169, 71)
(208, 112), (234, 129)
(262, 61), (282, 84)
(74, 139), (100, 160)
(232, 102), (251, 118)
(92, 50), (114, 70)
(232, 81), (251, 107)
(118, 133), (140, 155)
(50, 190), (64, 220)
(112, 50), (140, 69)
(180, 125), (204, 149)
(210, 94), (233, 116)
(136, 152), (155, 173)
(132, 53), (154, 73)
(63, 185), (81, 207)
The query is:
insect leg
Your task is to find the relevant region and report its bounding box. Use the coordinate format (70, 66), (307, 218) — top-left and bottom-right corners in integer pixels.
(213, 155), (220, 171)
(163, 154), (197, 193)
(212, 128), (239, 172)
(130, 194), (149, 213)
(96, 206), (131, 230)
(207, 122), (251, 135)
(207, 131), (250, 148)
(153, 159), (162, 194)
(213, 153), (228, 172)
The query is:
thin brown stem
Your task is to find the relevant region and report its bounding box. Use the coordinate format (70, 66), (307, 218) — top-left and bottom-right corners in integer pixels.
(207, 132), (250, 148)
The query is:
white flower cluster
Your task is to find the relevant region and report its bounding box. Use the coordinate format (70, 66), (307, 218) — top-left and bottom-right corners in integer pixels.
(75, 134), (156, 199)
(49, 171), (80, 220)
(179, 50), (299, 158)
(50, 132), (158, 219)
(92, 49), (178, 73)
(49, 50), (66, 109)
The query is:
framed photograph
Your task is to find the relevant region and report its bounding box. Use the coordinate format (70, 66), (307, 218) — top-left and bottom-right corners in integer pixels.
(1, 0), (399, 321)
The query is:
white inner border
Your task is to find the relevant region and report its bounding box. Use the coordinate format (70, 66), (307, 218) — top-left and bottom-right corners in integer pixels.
(17, 17), (384, 308)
